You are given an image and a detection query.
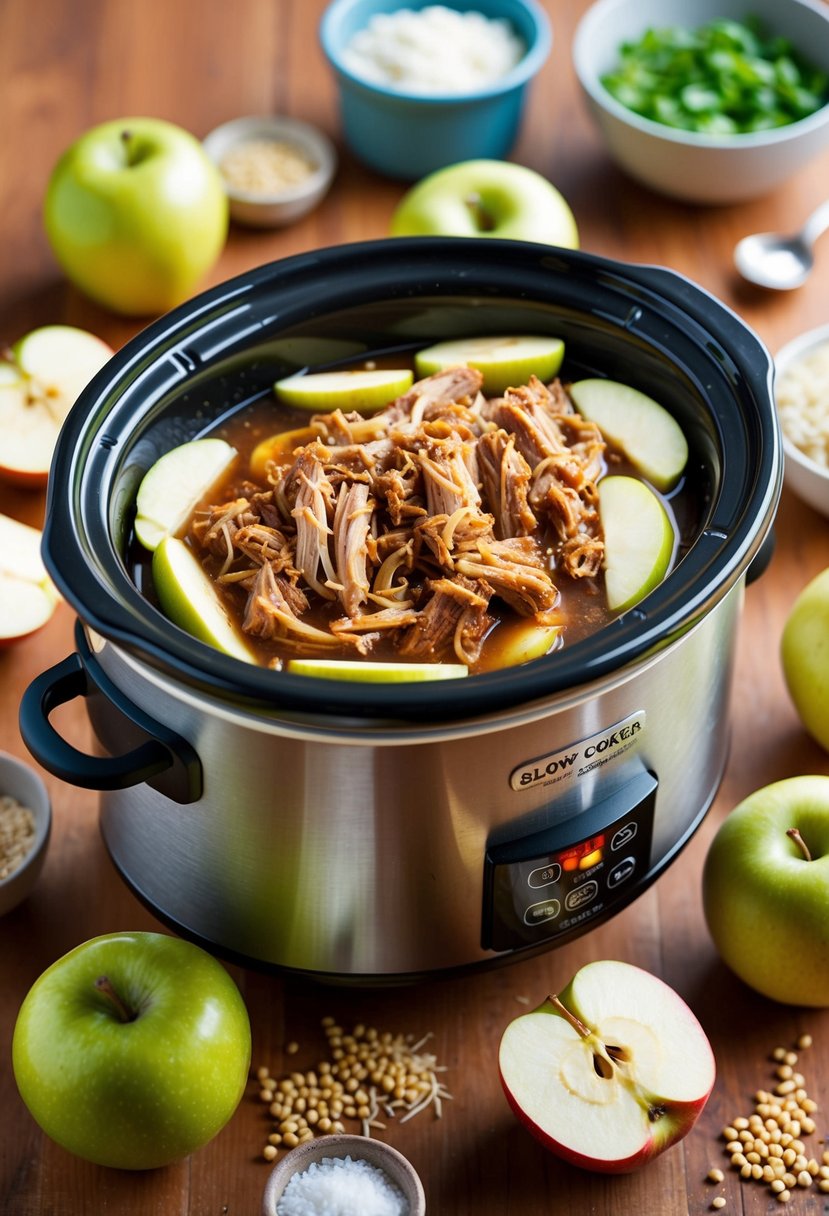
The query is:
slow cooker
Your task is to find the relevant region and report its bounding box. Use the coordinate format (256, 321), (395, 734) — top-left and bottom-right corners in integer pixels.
(20, 239), (781, 981)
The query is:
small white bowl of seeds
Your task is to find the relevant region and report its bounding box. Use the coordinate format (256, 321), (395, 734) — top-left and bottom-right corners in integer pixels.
(203, 115), (337, 228)
(774, 321), (829, 519)
(0, 751), (51, 916)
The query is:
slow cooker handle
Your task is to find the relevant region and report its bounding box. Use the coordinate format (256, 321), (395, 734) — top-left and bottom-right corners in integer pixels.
(19, 652), (202, 804)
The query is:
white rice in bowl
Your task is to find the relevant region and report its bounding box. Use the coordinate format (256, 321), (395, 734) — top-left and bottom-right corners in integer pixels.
(776, 339), (829, 468)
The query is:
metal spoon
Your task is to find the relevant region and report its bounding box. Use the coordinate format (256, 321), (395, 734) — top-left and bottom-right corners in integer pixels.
(734, 199), (829, 290)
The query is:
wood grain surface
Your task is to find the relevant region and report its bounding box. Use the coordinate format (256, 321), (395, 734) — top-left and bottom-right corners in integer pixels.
(2, 1), (829, 1213)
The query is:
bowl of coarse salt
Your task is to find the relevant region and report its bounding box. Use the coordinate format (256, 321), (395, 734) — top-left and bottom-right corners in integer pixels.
(319, 0), (551, 179)
(262, 1134), (425, 1216)
(775, 321), (829, 519)
(0, 751), (51, 916)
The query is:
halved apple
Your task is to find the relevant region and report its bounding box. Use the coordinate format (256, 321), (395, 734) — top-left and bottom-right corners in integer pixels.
(569, 378), (688, 492)
(285, 658), (468, 682)
(134, 438), (237, 551)
(414, 335), (565, 396)
(0, 513), (61, 645)
(152, 536), (256, 663)
(599, 476), (675, 613)
(0, 325), (113, 487)
(273, 368), (414, 413)
(498, 960), (716, 1174)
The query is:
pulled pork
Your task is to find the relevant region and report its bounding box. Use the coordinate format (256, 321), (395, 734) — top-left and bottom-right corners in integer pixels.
(189, 367), (606, 667)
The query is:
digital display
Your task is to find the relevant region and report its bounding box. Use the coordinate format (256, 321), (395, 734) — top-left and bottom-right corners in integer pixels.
(557, 833), (605, 872)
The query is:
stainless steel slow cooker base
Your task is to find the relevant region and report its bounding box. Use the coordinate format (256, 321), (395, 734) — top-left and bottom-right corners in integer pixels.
(90, 580), (741, 978)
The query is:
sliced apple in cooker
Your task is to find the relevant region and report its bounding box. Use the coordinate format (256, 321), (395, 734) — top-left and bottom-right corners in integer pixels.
(286, 658), (468, 682)
(599, 476), (676, 614)
(273, 368), (414, 413)
(414, 335), (565, 396)
(134, 438), (237, 551)
(569, 378), (688, 493)
(152, 535), (256, 663)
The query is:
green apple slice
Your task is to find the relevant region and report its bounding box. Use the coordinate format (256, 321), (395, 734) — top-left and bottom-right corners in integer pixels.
(599, 476), (675, 613)
(569, 378), (688, 492)
(134, 438), (237, 551)
(152, 535), (256, 663)
(414, 336), (565, 396)
(273, 368), (414, 413)
(286, 658), (468, 682)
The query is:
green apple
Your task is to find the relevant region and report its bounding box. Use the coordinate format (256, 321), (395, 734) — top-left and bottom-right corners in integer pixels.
(134, 437), (237, 551)
(12, 931), (251, 1169)
(781, 567), (829, 752)
(0, 513), (61, 645)
(702, 775), (829, 1006)
(152, 535), (257, 663)
(569, 379), (689, 492)
(499, 960), (715, 1173)
(44, 117), (229, 316)
(0, 325), (113, 487)
(274, 368), (414, 412)
(414, 335), (565, 396)
(389, 159), (579, 248)
(286, 658), (468, 682)
(598, 476), (675, 613)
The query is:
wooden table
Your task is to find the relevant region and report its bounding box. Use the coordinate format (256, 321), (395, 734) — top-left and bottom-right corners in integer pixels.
(2, 1), (829, 1212)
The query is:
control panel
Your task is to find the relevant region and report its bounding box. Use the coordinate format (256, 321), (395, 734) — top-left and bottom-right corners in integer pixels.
(482, 768), (657, 953)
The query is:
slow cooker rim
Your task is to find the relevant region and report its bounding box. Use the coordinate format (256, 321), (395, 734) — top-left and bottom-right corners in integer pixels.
(43, 237), (781, 723)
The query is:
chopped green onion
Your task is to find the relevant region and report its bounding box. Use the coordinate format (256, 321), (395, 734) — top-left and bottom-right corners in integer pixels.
(601, 15), (829, 135)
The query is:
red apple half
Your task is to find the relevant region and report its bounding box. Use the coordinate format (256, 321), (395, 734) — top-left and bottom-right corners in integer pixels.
(498, 960), (715, 1173)
(0, 513), (61, 645)
(0, 325), (113, 487)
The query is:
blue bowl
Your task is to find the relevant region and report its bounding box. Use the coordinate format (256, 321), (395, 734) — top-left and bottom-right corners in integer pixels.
(319, 0), (552, 180)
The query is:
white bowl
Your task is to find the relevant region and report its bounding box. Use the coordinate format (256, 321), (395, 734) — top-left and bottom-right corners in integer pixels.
(203, 116), (337, 228)
(0, 751), (51, 916)
(774, 322), (829, 518)
(261, 1134), (425, 1216)
(572, 0), (829, 204)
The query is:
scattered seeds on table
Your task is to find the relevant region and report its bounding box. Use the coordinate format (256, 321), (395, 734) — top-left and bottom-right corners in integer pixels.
(254, 1016), (452, 1161)
(708, 1037), (822, 1205)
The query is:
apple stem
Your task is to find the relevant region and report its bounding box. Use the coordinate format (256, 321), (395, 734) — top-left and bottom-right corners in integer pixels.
(463, 192), (495, 232)
(787, 827), (812, 862)
(548, 994), (591, 1039)
(94, 975), (137, 1023)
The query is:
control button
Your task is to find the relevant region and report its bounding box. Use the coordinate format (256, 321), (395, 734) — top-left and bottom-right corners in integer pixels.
(565, 880), (598, 912)
(528, 862), (561, 888)
(611, 822), (638, 852)
(523, 899), (561, 927)
(608, 856), (636, 888)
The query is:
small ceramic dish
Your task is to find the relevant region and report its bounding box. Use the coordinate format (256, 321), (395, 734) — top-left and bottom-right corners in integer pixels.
(262, 1134), (425, 1216)
(774, 322), (829, 519)
(0, 751), (51, 916)
(203, 116), (337, 228)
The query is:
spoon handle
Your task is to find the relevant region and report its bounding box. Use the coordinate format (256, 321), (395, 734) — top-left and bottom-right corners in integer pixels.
(801, 199), (829, 248)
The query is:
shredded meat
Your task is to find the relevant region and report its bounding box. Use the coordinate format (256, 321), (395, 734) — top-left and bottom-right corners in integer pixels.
(189, 369), (609, 668)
